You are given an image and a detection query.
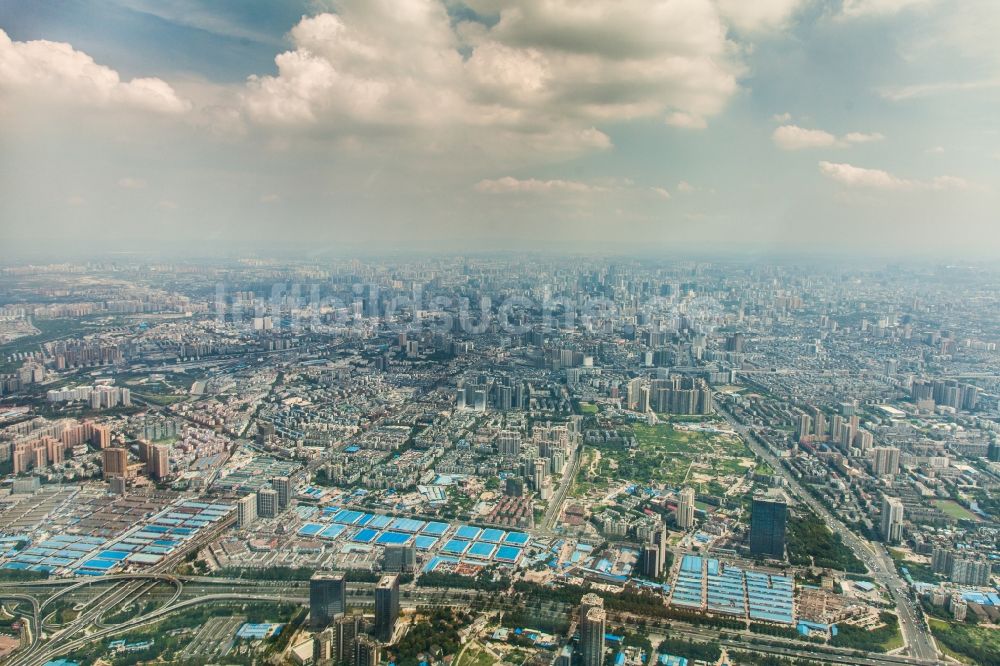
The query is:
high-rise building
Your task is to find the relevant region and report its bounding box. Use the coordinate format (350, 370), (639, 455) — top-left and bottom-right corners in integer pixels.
(626, 377), (642, 410)
(504, 476), (524, 497)
(641, 544), (660, 579)
(796, 413), (811, 441)
(314, 627), (334, 662)
(147, 444), (170, 480)
(676, 487), (695, 530)
(333, 614), (363, 663)
(580, 606), (606, 666)
(310, 571), (346, 629)
(949, 556), (991, 586)
(872, 447), (901, 477)
(374, 574), (399, 642)
(273, 476), (292, 512)
(101, 447), (129, 479)
(881, 496), (904, 544)
(749, 493), (787, 559)
(496, 430), (521, 457)
(353, 635), (380, 666)
(383, 544), (417, 573)
(533, 458), (547, 491)
(237, 494), (257, 528)
(256, 487), (278, 519)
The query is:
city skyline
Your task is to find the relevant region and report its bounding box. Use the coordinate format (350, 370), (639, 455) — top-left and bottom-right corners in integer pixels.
(2, 0), (999, 256)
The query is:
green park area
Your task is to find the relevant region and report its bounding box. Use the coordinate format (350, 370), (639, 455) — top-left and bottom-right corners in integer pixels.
(932, 499), (978, 521)
(455, 643), (497, 666)
(929, 618), (1000, 665)
(589, 422), (750, 490)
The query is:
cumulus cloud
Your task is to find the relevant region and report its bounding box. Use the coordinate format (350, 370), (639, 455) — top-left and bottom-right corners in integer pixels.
(880, 78), (1000, 101)
(839, 0), (934, 18)
(650, 187), (672, 199)
(818, 161), (975, 190)
(666, 112), (708, 129)
(773, 124), (884, 149)
(715, 0), (806, 33)
(242, 0), (740, 155)
(0, 29), (190, 114)
(474, 177), (603, 194)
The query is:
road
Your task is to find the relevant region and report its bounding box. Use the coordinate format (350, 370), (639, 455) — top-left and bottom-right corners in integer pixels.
(540, 442), (582, 534)
(715, 404), (940, 663)
(4, 513), (233, 666)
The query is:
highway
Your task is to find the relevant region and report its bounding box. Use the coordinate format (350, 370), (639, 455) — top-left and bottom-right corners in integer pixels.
(4, 512), (234, 666)
(715, 404), (940, 664)
(4, 571), (945, 666)
(540, 442), (582, 534)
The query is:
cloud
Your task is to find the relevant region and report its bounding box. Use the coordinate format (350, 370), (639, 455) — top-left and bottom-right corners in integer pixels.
(666, 112), (708, 129)
(158, 200), (179, 210)
(715, 0), (806, 33)
(772, 112), (792, 123)
(677, 180), (696, 193)
(650, 187), (672, 199)
(773, 125), (838, 149)
(880, 78), (1000, 101)
(842, 131), (884, 144)
(117, 177), (147, 189)
(818, 161), (975, 190)
(474, 177), (603, 194)
(0, 29), (190, 115)
(242, 0), (740, 156)
(839, 0), (935, 18)
(773, 124), (884, 149)
(260, 193), (281, 203)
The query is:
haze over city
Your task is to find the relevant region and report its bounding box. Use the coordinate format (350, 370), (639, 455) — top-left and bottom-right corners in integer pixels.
(2, 0), (999, 256)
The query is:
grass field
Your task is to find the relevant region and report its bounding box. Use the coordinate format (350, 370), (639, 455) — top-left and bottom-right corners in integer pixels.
(455, 644), (495, 666)
(579, 402), (598, 414)
(933, 500), (978, 521)
(591, 423), (750, 489)
(928, 617), (1000, 665)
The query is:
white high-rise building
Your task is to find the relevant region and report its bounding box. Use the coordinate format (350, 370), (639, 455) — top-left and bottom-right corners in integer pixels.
(872, 446), (901, 477)
(676, 487), (696, 530)
(881, 496), (904, 544)
(237, 494), (257, 528)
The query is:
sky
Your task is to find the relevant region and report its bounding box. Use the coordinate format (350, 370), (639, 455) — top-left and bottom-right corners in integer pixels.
(0, 0), (998, 258)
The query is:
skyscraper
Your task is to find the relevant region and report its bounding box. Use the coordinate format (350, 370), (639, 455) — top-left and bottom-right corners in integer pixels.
(374, 573), (399, 642)
(236, 494), (257, 528)
(871, 447), (901, 477)
(641, 544), (659, 579)
(383, 543), (417, 573)
(676, 486), (695, 530)
(273, 476), (291, 512)
(256, 487), (278, 518)
(353, 635), (380, 666)
(101, 447), (129, 479)
(147, 443), (170, 480)
(881, 496), (904, 544)
(496, 430), (521, 457)
(580, 606), (606, 666)
(334, 614), (363, 663)
(310, 571), (347, 629)
(749, 493), (787, 559)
